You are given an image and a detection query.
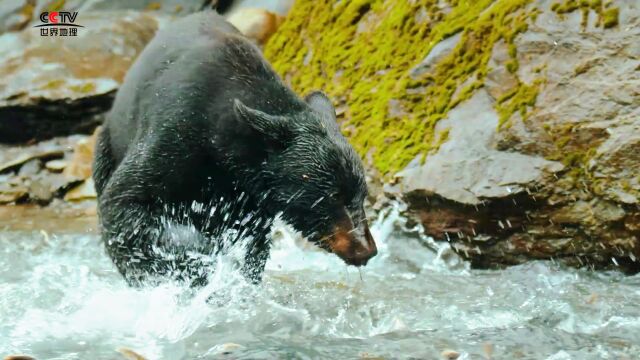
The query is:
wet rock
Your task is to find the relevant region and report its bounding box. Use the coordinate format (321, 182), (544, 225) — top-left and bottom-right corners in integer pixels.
(18, 170), (76, 204)
(27, 176), (53, 203)
(17, 158), (42, 176)
(226, 8), (284, 45)
(64, 129), (98, 180)
(0, 135), (93, 203)
(203, 342), (245, 356)
(0, 182), (28, 204)
(64, 178), (97, 201)
(0, 11), (161, 143)
(589, 117), (640, 205)
(219, 343), (243, 352)
(3, 355), (36, 360)
(0, 148), (63, 173)
(45, 159), (67, 172)
(117, 347), (148, 360)
(483, 342), (494, 359)
(441, 349), (460, 360)
(359, 352), (384, 360)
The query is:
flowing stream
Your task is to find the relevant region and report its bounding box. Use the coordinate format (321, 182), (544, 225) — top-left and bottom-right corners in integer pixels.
(1, 204), (639, 359)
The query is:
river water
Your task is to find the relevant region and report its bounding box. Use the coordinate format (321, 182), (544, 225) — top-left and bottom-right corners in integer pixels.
(1, 204), (639, 359)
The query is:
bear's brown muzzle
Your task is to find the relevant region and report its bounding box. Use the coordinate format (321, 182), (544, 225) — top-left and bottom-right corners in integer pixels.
(326, 222), (378, 266)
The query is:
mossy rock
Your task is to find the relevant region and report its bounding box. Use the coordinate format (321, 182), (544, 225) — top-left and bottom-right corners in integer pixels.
(265, 0), (538, 175)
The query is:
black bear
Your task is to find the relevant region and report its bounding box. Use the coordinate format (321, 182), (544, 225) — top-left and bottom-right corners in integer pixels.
(93, 11), (377, 285)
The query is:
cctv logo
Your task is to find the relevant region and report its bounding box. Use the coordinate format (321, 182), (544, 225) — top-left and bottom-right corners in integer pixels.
(38, 11), (81, 25)
(34, 11), (83, 37)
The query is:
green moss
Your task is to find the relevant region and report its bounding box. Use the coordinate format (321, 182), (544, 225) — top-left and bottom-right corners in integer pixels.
(48, 0), (66, 12)
(551, 0), (580, 14)
(602, 7), (619, 28)
(20, 3), (34, 19)
(552, 0), (619, 29)
(431, 127), (450, 153)
(574, 61), (592, 75)
(505, 59), (519, 73)
(145, 2), (162, 11)
(265, 0), (538, 175)
(69, 83), (96, 93)
(41, 79), (65, 89)
(545, 124), (601, 193)
(496, 79), (542, 127)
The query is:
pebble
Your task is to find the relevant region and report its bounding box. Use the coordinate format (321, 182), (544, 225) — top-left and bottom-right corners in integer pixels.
(45, 159), (68, 172)
(483, 342), (493, 359)
(441, 349), (460, 360)
(227, 8), (283, 45)
(116, 348), (148, 360)
(64, 178), (97, 201)
(220, 342), (243, 354)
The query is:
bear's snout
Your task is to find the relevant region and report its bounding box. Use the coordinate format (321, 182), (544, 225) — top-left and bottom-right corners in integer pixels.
(326, 222), (378, 266)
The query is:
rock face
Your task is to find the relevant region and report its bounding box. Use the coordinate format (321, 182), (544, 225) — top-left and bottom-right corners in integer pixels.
(0, 2), (292, 143)
(0, 0), (212, 35)
(0, 131), (98, 205)
(0, 11), (160, 143)
(265, 0), (640, 271)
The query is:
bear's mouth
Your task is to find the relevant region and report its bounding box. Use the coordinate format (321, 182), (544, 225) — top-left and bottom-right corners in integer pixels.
(319, 222), (378, 267)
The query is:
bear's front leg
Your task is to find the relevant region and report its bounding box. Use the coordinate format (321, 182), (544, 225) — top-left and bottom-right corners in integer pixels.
(240, 223), (273, 283)
(98, 148), (211, 285)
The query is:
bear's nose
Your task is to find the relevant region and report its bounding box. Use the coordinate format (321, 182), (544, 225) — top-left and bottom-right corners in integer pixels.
(348, 224), (378, 266)
(327, 222), (378, 267)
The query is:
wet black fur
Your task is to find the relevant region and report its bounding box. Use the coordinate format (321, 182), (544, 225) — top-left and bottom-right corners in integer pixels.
(93, 12), (368, 285)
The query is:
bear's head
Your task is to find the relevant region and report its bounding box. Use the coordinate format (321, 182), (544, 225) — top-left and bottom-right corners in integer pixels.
(233, 92), (378, 266)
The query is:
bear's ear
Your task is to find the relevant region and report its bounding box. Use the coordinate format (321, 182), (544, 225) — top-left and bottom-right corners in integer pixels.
(233, 99), (292, 143)
(305, 91), (336, 122)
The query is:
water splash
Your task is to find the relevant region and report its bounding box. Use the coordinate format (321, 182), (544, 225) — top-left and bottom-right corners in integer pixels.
(1, 203), (639, 359)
